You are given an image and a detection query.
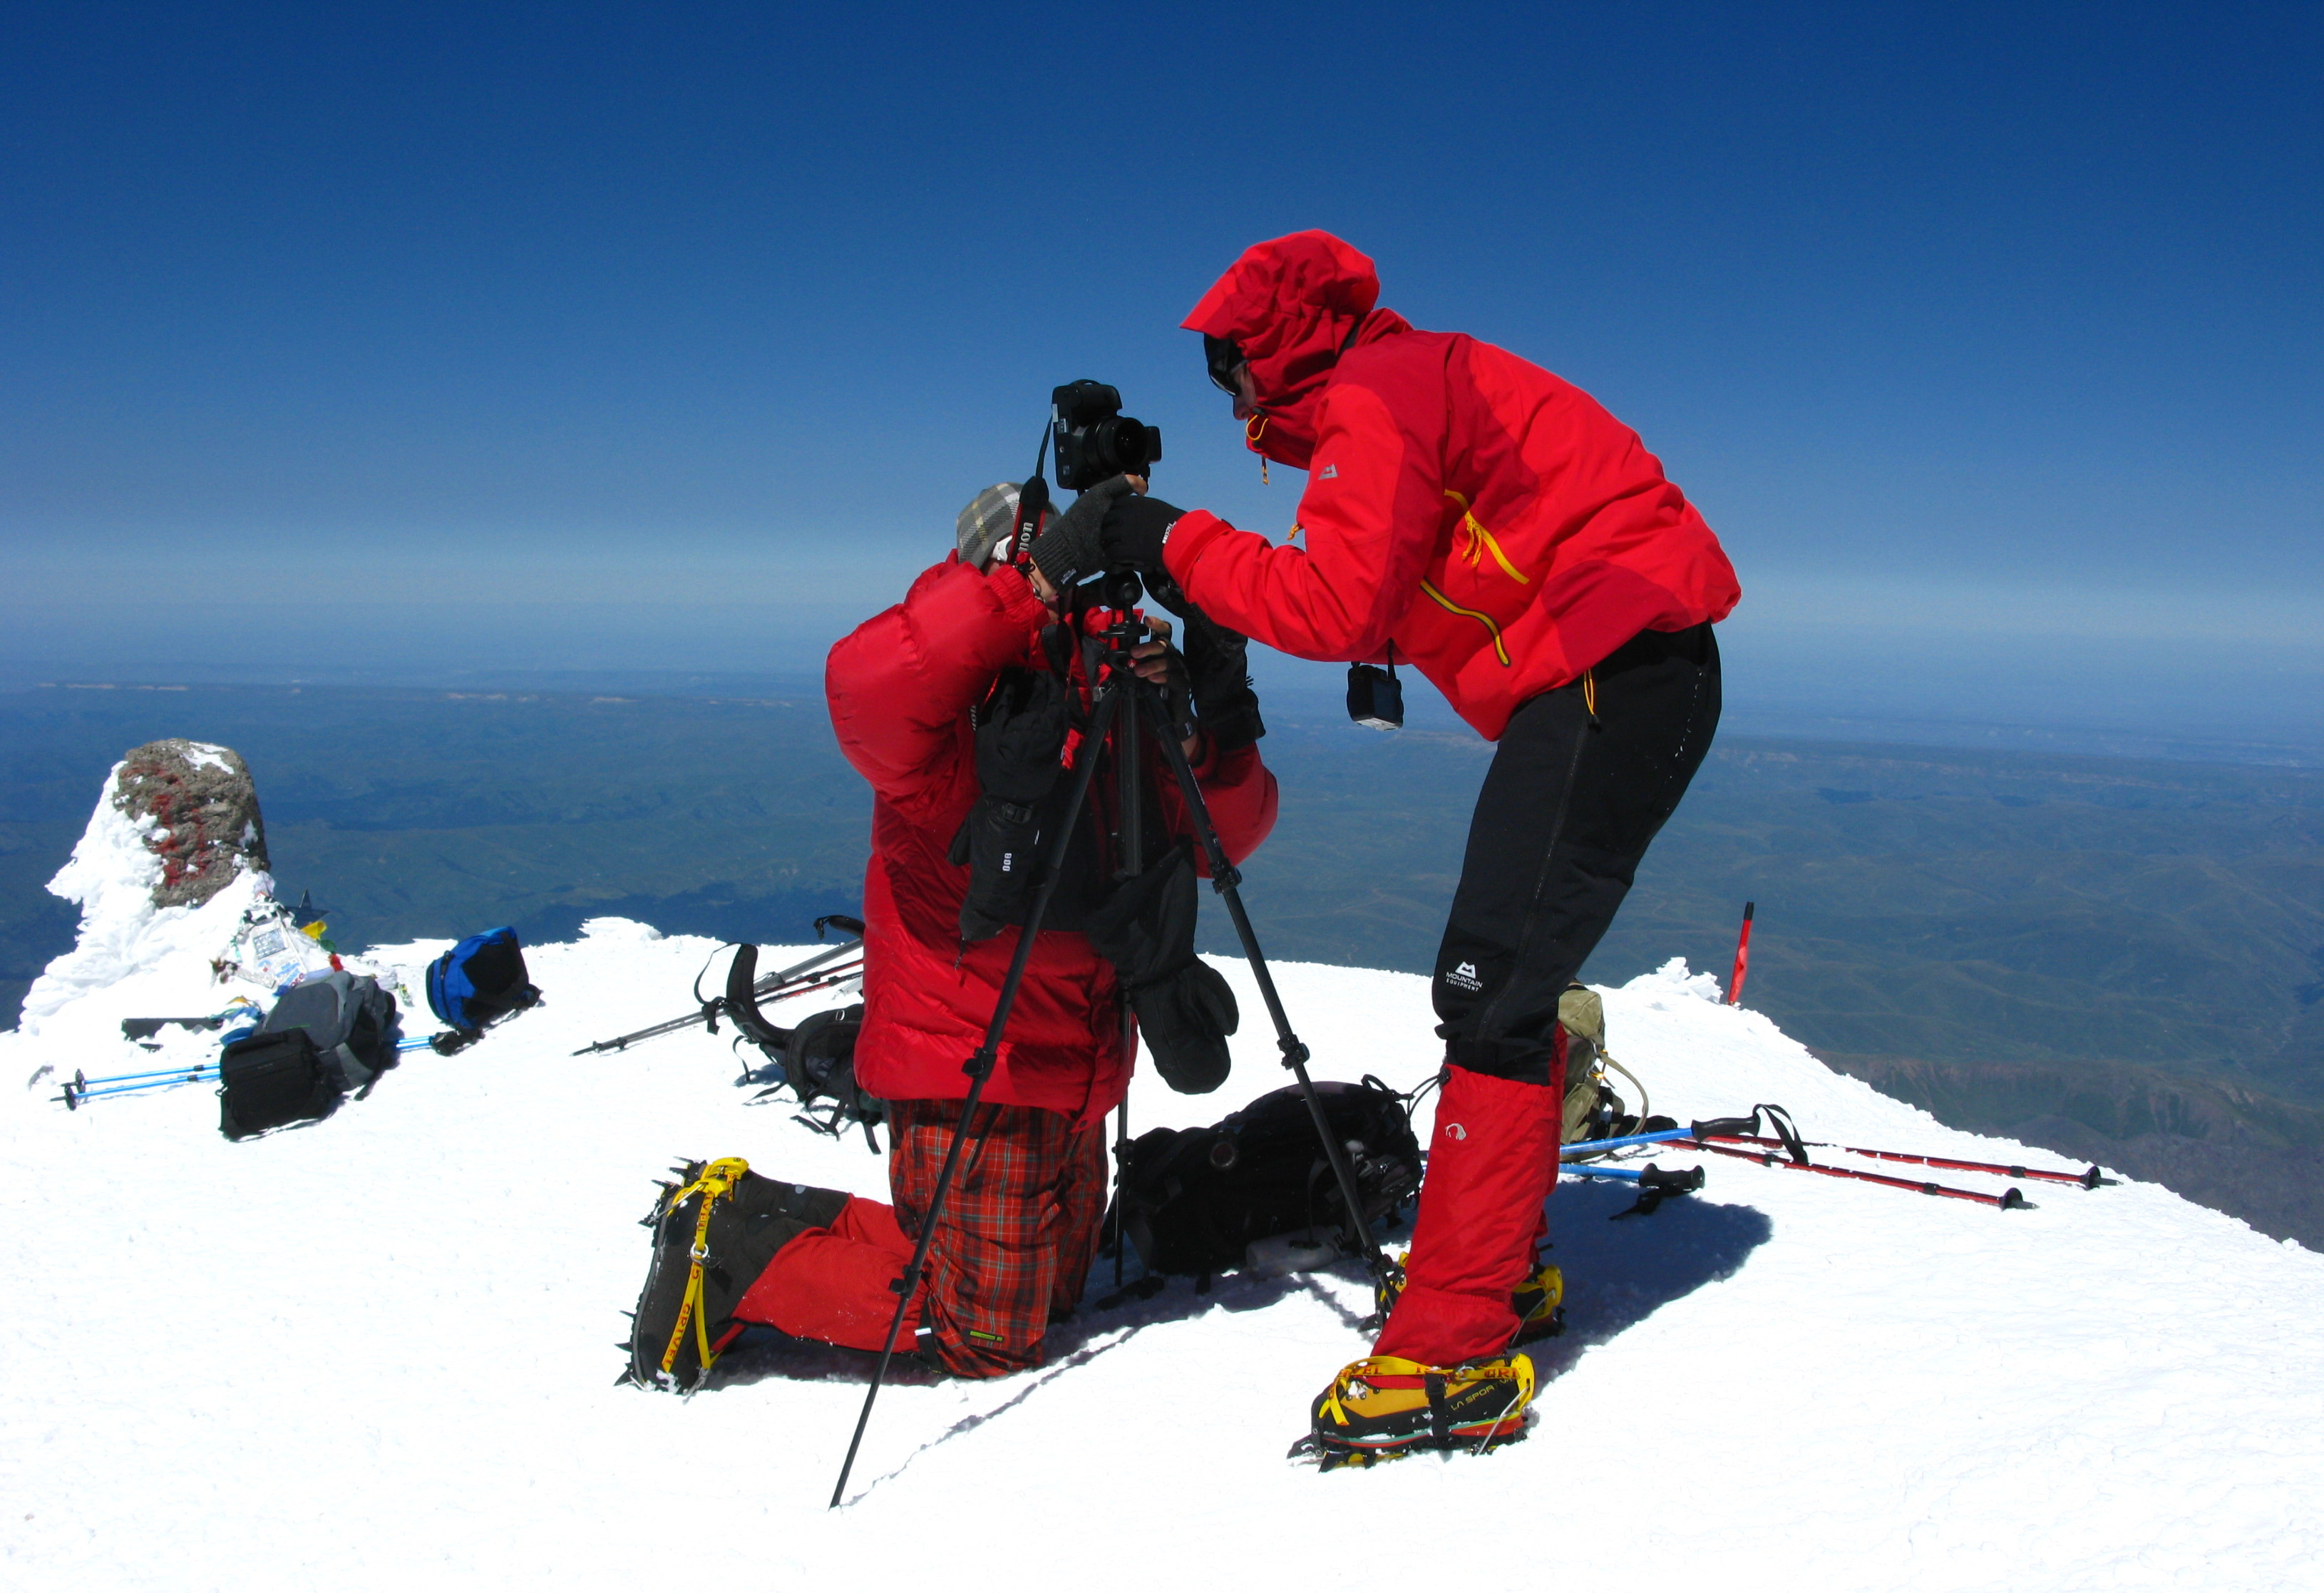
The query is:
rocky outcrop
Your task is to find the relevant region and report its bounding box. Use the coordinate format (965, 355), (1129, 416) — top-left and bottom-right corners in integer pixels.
(113, 741), (270, 908)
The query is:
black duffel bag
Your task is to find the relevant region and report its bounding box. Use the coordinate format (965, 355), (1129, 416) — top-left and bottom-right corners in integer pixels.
(220, 972), (401, 1140)
(1107, 1076), (1421, 1279)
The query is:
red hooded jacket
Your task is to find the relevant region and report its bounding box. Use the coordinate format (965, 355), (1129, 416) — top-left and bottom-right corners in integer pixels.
(1167, 231), (1742, 742)
(826, 556), (1278, 1128)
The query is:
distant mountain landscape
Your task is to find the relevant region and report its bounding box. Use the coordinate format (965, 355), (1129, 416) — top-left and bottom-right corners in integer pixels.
(4, 678), (2318, 1246)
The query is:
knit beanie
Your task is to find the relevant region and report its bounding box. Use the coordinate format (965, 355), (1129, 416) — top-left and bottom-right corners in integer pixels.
(957, 483), (1027, 570)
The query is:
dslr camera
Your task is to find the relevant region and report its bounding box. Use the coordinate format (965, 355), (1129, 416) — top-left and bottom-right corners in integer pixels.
(1052, 381), (1161, 491)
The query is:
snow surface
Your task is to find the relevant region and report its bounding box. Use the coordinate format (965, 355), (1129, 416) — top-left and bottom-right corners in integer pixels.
(6, 826), (2323, 1588)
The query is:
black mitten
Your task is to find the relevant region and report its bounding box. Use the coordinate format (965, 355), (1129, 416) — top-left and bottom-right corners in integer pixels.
(1131, 960), (1238, 1095)
(1083, 842), (1238, 1095)
(1186, 623), (1263, 751)
(1081, 840), (1198, 987)
(955, 669), (1069, 943)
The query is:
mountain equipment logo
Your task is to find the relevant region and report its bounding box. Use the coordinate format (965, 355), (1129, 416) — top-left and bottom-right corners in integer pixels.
(1319, 463), (1338, 479)
(1444, 961), (1482, 993)
(1444, 1123), (1468, 1141)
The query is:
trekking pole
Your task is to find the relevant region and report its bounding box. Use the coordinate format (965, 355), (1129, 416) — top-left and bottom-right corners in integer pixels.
(1710, 1132), (2108, 1189)
(572, 938), (862, 1055)
(1561, 1125), (1700, 1159)
(1689, 1138), (2027, 1209)
(1133, 668), (1396, 1313)
(58, 1067), (222, 1107)
(1727, 901), (1754, 1005)
(64, 1061), (231, 1090)
(829, 682), (1127, 1511)
(1561, 1161), (1707, 1202)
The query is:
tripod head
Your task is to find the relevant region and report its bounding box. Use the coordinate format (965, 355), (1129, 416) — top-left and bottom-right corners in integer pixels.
(1098, 568), (1145, 615)
(1077, 568), (1155, 672)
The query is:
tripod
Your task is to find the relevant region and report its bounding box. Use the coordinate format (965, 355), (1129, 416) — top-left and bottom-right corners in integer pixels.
(828, 578), (1392, 1509)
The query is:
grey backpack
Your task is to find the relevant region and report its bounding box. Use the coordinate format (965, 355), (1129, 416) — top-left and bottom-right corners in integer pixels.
(218, 973), (401, 1139)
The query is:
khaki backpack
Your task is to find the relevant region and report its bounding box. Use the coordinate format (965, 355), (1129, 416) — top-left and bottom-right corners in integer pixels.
(1558, 983), (1650, 1156)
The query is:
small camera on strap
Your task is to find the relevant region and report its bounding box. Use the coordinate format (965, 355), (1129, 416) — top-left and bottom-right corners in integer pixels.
(1347, 655), (1404, 732)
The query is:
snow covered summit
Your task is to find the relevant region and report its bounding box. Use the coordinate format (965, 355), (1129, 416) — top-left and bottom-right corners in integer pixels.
(4, 805), (2321, 1589)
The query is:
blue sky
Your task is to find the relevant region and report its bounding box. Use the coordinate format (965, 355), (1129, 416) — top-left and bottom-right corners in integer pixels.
(3, 2), (2317, 742)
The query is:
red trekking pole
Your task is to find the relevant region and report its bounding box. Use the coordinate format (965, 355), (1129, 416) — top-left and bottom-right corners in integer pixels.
(1727, 901), (1754, 1005)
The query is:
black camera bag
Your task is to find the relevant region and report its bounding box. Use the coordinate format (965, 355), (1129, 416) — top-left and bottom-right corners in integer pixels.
(1106, 1077), (1421, 1278)
(218, 1029), (343, 1139)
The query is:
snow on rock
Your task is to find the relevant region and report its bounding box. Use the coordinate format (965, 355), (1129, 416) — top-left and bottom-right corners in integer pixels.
(15, 760), (277, 1035)
(4, 919), (2320, 1591)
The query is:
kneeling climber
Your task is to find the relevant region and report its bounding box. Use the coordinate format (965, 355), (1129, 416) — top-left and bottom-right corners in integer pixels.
(624, 480), (1277, 1387)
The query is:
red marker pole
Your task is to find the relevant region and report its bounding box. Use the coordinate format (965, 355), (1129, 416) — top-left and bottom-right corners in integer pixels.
(1727, 901), (1755, 1005)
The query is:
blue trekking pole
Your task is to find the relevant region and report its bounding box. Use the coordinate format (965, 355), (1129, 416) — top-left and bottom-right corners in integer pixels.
(1561, 1159), (1706, 1216)
(58, 1067), (222, 1107)
(58, 1033), (445, 1108)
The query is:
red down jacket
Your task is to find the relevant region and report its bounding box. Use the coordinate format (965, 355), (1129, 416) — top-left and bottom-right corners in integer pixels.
(826, 557), (1278, 1129)
(1166, 231), (1742, 742)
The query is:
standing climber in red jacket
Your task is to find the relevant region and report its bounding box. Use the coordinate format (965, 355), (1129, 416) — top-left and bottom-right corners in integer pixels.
(707, 483), (1277, 1379)
(1034, 231), (1739, 1459)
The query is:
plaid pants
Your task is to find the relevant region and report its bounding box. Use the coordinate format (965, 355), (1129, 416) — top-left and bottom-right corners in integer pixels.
(888, 1097), (1109, 1377)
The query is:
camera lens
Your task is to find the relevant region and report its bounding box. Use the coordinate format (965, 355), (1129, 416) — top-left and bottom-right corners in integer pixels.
(1096, 416), (1155, 475)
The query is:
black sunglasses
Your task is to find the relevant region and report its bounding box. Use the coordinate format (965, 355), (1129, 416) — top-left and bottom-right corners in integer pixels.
(1203, 334), (1246, 396)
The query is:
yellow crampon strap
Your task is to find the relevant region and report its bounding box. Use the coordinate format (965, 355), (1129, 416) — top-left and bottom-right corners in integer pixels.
(658, 1157), (751, 1380)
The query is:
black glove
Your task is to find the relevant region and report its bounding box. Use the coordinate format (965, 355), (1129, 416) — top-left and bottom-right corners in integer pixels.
(1143, 639), (1197, 744)
(1101, 491), (1183, 576)
(1178, 609), (1264, 751)
(1029, 476), (1135, 593)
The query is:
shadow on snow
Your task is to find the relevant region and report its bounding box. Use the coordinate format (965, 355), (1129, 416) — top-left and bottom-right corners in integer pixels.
(704, 1182), (1770, 1397)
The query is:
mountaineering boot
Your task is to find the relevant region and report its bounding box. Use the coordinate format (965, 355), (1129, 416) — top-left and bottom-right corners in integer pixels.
(1510, 1259), (1565, 1346)
(622, 1159), (850, 1392)
(1380, 1251), (1566, 1348)
(1295, 1353), (1537, 1469)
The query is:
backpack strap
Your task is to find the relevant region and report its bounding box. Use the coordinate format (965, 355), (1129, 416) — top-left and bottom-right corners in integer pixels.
(721, 945), (793, 1057)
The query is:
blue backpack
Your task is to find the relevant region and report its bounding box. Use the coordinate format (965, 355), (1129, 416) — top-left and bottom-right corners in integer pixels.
(426, 927), (540, 1040)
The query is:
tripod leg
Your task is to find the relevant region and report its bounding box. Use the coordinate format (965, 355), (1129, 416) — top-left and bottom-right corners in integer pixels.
(829, 685), (1126, 1510)
(1133, 685), (1393, 1306)
(1113, 1067), (1130, 1287)
(1112, 665), (1141, 1291)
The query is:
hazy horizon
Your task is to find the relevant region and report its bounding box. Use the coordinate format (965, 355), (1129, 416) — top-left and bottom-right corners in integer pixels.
(5, 4), (2316, 737)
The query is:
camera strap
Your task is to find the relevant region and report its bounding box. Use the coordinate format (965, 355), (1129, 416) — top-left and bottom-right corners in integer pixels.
(1007, 424), (1052, 565)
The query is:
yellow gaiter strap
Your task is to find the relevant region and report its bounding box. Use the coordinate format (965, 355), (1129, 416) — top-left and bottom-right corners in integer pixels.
(658, 1157), (751, 1379)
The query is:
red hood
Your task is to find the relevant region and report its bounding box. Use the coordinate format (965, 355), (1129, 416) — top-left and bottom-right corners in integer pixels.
(1182, 230), (1410, 472)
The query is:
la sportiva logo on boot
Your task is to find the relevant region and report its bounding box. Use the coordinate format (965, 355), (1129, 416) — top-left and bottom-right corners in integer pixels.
(1444, 961), (1482, 993)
